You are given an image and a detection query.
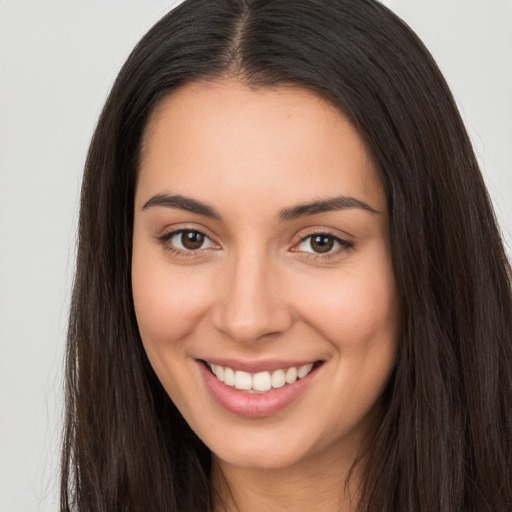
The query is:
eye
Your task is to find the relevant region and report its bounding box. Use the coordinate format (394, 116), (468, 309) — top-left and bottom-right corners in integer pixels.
(160, 229), (217, 252)
(295, 233), (353, 255)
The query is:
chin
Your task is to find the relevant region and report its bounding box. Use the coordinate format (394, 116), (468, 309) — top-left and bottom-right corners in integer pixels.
(214, 444), (310, 471)
(203, 421), (331, 472)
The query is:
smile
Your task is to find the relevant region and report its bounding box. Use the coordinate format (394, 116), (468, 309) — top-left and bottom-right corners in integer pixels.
(199, 359), (323, 418)
(206, 361), (315, 393)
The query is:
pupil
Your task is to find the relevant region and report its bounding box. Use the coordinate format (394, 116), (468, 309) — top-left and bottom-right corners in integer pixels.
(311, 235), (333, 253)
(182, 231), (204, 250)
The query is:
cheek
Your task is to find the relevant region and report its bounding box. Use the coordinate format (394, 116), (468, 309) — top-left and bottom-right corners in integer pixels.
(131, 247), (213, 351)
(343, 271), (398, 343)
(294, 260), (399, 353)
(131, 250), (217, 414)
(298, 263), (399, 433)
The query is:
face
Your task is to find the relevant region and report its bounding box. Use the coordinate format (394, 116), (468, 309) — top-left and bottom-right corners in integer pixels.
(132, 79), (399, 472)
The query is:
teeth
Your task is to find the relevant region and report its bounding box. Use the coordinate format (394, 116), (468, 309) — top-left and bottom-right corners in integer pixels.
(285, 366), (297, 384)
(224, 367), (235, 386)
(207, 361), (316, 392)
(253, 371), (272, 392)
(211, 364), (224, 382)
(216, 365), (225, 382)
(271, 369), (286, 388)
(234, 371), (252, 390)
(298, 363), (313, 379)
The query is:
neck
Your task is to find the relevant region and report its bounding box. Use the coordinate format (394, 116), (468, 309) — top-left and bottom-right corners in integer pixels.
(210, 446), (364, 512)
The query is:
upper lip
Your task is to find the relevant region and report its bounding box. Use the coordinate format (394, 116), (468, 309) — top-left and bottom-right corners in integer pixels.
(198, 357), (321, 373)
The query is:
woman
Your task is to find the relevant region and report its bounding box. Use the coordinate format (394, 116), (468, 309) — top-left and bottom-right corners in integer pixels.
(61, 0), (512, 510)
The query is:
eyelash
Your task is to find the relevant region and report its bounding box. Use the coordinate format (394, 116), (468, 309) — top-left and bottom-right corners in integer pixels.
(157, 229), (217, 257)
(156, 229), (354, 260)
(294, 232), (354, 261)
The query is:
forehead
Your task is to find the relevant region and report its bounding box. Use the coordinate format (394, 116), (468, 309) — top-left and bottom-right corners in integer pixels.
(137, 79), (385, 213)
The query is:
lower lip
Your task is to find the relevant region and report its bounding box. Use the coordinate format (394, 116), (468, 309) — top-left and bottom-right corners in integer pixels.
(198, 361), (321, 418)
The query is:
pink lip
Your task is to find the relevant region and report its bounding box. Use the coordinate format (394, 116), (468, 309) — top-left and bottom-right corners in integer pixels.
(197, 360), (322, 418)
(202, 357), (318, 373)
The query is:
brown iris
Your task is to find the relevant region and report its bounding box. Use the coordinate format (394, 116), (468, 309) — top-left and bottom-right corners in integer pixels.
(181, 231), (205, 250)
(310, 235), (334, 253)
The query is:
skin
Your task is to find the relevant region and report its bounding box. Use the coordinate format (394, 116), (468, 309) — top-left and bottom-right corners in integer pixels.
(132, 79), (400, 511)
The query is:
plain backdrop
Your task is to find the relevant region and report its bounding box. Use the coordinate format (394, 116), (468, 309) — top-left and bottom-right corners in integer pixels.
(0, 1), (510, 511)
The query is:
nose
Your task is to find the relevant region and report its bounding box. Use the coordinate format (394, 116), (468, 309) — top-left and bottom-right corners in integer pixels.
(212, 249), (293, 344)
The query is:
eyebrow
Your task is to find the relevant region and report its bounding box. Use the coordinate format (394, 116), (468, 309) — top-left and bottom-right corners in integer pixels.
(142, 193), (222, 219)
(277, 195), (379, 221)
(142, 193), (379, 221)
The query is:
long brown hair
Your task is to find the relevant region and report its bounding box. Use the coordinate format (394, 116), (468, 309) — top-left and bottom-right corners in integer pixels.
(61, 0), (512, 510)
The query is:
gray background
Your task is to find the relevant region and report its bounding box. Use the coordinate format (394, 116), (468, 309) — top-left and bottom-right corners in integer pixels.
(1, 1), (510, 510)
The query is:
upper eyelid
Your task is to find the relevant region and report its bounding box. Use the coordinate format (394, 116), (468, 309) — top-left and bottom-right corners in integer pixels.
(293, 233), (352, 251)
(298, 224), (354, 238)
(156, 229), (218, 257)
(298, 232), (342, 242)
(157, 226), (352, 251)
(162, 228), (217, 246)
(159, 224), (217, 241)
(295, 229), (352, 245)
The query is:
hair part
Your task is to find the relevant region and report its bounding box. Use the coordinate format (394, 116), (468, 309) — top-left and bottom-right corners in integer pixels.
(62, 1), (512, 510)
